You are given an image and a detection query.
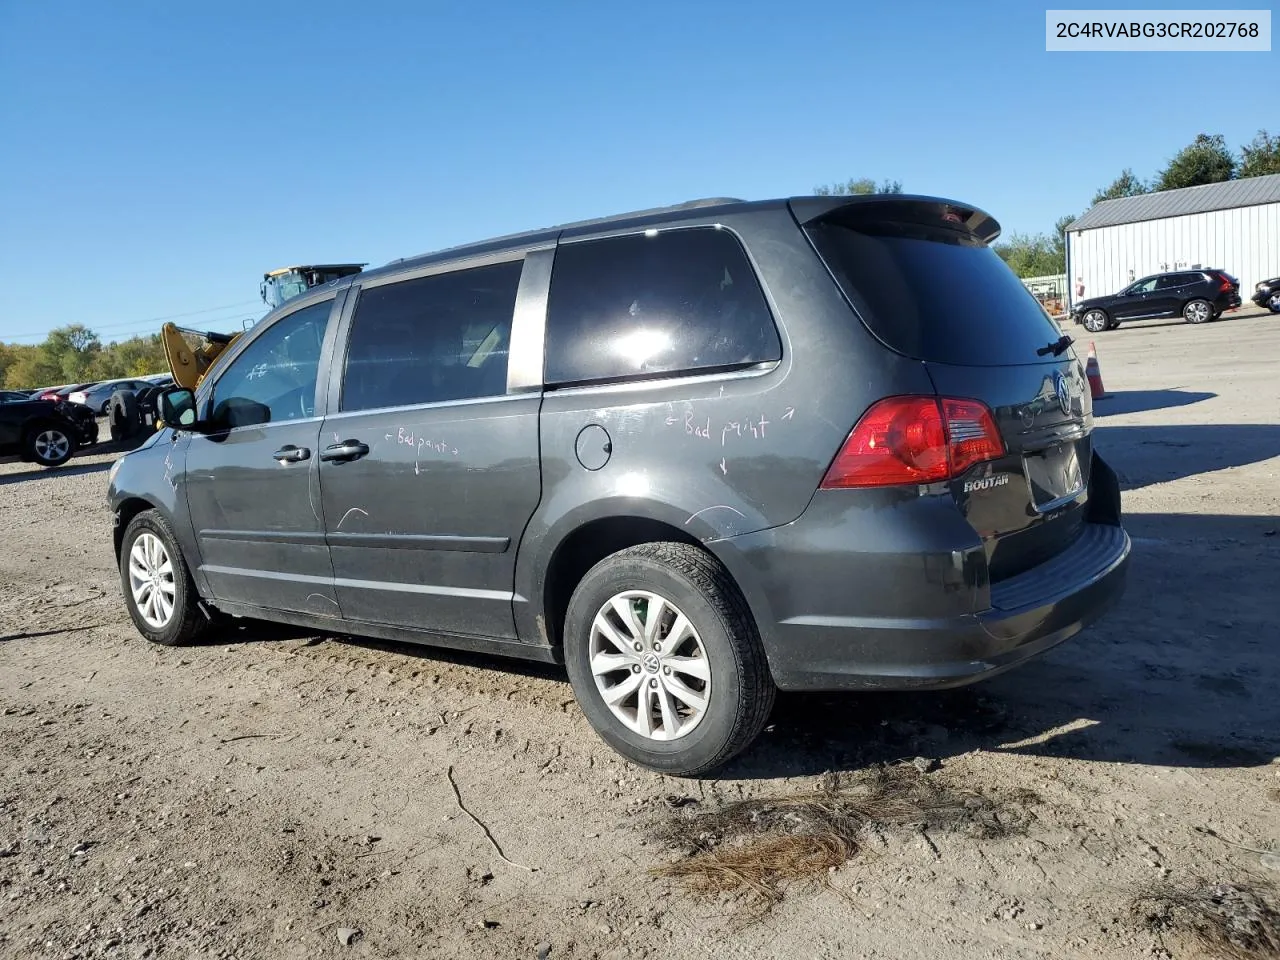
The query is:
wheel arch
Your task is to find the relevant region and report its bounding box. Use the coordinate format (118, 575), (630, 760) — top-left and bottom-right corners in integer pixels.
(541, 515), (709, 650)
(113, 496), (164, 561)
(22, 416), (72, 442)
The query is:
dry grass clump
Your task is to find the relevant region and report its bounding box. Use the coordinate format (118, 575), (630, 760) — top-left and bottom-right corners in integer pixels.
(1133, 880), (1280, 960)
(652, 765), (1035, 909)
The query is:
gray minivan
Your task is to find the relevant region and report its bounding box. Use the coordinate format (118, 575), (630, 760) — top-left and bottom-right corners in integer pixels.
(108, 195), (1130, 775)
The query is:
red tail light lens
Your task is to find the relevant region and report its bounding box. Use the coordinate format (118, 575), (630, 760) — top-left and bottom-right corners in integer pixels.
(820, 396), (1005, 489)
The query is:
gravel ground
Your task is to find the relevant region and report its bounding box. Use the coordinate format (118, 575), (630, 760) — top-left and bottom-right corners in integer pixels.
(2, 308), (1278, 960)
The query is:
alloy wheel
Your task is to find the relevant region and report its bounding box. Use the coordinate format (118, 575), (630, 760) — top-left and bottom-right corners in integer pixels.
(128, 533), (177, 629)
(1185, 300), (1211, 323)
(34, 429), (70, 464)
(1083, 310), (1106, 333)
(588, 591), (712, 741)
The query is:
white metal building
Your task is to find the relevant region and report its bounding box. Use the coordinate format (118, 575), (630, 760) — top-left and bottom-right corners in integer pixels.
(1065, 173), (1280, 310)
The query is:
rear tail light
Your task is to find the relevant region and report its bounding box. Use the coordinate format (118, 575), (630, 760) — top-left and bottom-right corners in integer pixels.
(820, 396), (1005, 489)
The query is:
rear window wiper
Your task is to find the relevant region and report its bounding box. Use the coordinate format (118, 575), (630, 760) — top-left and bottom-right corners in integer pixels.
(1037, 335), (1074, 357)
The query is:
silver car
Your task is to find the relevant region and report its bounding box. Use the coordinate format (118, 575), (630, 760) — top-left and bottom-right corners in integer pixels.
(68, 379), (157, 414)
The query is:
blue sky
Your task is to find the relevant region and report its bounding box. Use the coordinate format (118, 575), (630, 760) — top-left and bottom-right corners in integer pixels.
(0, 0), (1272, 342)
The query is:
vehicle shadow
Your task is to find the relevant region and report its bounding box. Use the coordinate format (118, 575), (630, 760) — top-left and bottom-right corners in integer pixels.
(1093, 389), (1215, 417)
(721, 509), (1279, 780)
(1093, 423), (1280, 489)
(0, 459), (113, 486)
(198, 617), (570, 683)
(209, 511), (1278, 782)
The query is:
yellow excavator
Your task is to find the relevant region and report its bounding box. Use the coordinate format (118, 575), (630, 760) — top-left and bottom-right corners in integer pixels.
(113, 264), (365, 440)
(160, 264), (365, 391)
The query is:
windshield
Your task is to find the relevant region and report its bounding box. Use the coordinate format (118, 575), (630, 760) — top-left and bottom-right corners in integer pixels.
(806, 220), (1064, 367)
(263, 274), (311, 310)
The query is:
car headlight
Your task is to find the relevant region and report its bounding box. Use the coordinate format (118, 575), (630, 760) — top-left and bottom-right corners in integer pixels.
(108, 456), (123, 487)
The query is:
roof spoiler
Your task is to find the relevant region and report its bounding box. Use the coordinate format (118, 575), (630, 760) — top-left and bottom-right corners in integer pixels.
(788, 194), (1002, 244)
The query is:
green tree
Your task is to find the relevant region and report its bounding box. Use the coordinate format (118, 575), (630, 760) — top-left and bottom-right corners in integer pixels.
(2, 343), (59, 390)
(38, 324), (102, 382)
(813, 177), (904, 196)
(1092, 169), (1148, 204)
(993, 232), (1063, 278)
(90, 334), (168, 380)
(1154, 133), (1236, 191)
(1239, 129), (1280, 178)
(1054, 213), (1075, 263)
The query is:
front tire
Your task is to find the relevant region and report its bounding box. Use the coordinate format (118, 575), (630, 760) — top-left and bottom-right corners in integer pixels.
(1183, 299), (1212, 324)
(120, 510), (210, 646)
(25, 423), (74, 467)
(1082, 309), (1109, 333)
(1268, 293), (1280, 314)
(562, 542), (775, 776)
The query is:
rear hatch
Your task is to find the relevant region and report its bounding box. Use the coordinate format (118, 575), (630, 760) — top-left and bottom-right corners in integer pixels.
(799, 197), (1093, 582)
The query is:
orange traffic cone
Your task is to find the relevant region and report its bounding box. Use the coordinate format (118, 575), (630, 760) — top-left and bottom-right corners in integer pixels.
(1085, 341), (1108, 399)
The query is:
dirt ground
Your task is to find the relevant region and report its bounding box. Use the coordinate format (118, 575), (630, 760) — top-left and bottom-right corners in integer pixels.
(2, 308), (1278, 960)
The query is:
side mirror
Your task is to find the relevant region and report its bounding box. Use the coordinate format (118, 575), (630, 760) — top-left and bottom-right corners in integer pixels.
(158, 388), (200, 430)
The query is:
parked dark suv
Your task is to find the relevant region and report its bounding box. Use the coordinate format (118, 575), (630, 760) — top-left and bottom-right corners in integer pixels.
(1070, 269), (1241, 332)
(0, 394), (99, 467)
(1251, 275), (1280, 313)
(108, 195), (1131, 775)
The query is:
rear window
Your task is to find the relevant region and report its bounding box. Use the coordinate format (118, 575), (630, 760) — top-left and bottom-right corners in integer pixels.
(544, 227), (781, 386)
(806, 219), (1064, 367)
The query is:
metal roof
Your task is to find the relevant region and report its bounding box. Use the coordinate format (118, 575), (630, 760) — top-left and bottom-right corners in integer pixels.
(1067, 173), (1280, 232)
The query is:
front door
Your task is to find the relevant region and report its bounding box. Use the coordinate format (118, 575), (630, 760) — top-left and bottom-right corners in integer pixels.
(319, 257), (541, 640)
(183, 296), (343, 618)
(1114, 276), (1158, 319)
(1148, 273), (1190, 318)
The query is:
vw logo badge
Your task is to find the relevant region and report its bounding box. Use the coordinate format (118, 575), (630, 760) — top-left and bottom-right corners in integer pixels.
(1053, 370), (1071, 416)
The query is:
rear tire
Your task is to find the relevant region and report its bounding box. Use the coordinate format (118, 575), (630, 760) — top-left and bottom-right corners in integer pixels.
(1082, 309), (1109, 333)
(562, 542), (775, 776)
(1183, 299), (1212, 324)
(120, 509), (210, 646)
(24, 422), (74, 467)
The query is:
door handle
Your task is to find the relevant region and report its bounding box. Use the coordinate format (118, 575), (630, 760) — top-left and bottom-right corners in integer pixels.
(320, 440), (370, 462)
(273, 444), (311, 463)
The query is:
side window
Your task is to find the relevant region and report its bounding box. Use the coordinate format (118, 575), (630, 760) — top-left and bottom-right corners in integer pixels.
(1130, 278), (1158, 294)
(210, 299), (332, 428)
(340, 260), (522, 413)
(544, 227), (781, 386)
(1156, 274), (1188, 290)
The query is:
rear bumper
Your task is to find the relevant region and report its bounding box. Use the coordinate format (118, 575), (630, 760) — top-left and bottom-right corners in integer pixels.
(715, 515), (1130, 693)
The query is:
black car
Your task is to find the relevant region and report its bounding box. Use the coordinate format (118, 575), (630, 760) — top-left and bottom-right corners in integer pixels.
(1251, 276), (1280, 313)
(1071, 269), (1242, 332)
(107, 194), (1129, 775)
(0, 396), (100, 467)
